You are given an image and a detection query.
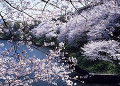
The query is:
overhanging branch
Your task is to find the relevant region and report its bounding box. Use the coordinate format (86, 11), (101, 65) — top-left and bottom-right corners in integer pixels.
(3, 0), (34, 19)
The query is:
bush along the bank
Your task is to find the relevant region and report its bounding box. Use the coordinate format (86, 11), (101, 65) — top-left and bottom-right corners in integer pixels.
(31, 34), (59, 48)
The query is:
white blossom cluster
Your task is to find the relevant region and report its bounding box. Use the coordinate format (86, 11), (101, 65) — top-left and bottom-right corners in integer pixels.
(54, 0), (120, 62)
(80, 1), (120, 62)
(0, 43), (4, 47)
(32, 21), (62, 38)
(0, 0), (79, 84)
(57, 0), (120, 43)
(30, 0), (119, 44)
(0, 0), (120, 85)
(0, 41), (75, 86)
(82, 40), (120, 61)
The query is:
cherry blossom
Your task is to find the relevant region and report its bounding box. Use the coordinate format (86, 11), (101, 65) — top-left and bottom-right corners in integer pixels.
(82, 40), (120, 61)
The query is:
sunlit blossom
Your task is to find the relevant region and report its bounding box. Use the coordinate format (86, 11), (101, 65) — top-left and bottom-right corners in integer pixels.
(0, 43), (4, 47)
(82, 40), (120, 61)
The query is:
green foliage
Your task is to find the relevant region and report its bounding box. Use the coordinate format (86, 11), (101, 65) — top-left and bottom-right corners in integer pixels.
(64, 43), (80, 53)
(13, 21), (21, 31)
(31, 35), (59, 48)
(73, 52), (116, 74)
(32, 36), (46, 46)
(83, 60), (116, 74)
(63, 42), (118, 74)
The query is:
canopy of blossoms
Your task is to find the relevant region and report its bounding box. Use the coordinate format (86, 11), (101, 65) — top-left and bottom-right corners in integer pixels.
(0, 0), (120, 86)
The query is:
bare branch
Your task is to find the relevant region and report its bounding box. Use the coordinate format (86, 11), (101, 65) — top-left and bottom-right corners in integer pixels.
(0, 13), (7, 28)
(3, 0), (34, 19)
(42, 0), (50, 13)
(69, 0), (87, 21)
(41, 0), (60, 9)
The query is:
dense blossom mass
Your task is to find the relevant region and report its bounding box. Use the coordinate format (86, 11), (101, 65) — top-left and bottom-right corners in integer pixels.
(31, 0), (120, 67)
(82, 40), (120, 61)
(32, 21), (61, 38)
(0, 40), (76, 86)
(0, 0), (120, 86)
(58, 1), (120, 43)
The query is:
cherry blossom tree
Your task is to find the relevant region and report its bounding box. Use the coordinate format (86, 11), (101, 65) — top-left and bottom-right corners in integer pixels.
(0, 0), (120, 85)
(0, 40), (77, 86)
(82, 40), (120, 61)
(0, 0), (84, 86)
(82, 40), (120, 73)
(57, 0), (120, 45)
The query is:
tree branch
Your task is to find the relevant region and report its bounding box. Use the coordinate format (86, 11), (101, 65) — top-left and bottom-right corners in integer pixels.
(41, 0), (60, 9)
(42, 0), (50, 13)
(69, 0), (87, 21)
(3, 0), (34, 19)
